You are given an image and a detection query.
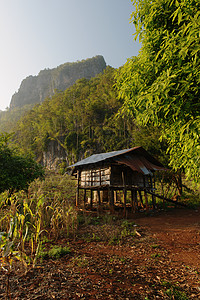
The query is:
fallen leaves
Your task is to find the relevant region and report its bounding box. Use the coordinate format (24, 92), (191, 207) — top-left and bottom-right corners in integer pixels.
(0, 209), (200, 299)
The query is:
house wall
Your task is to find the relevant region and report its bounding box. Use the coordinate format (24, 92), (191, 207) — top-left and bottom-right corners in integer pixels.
(79, 164), (152, 189)
(80, 167), (111, 187)
(111, 165), (151, 188)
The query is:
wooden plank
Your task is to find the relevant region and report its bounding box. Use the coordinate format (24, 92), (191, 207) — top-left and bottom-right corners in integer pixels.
(147, 191), (187, 207)
(109, 188), (115, 213)
(97, 189), (101, 205)
(76, 186), (79, 207)
(144, 191), (149, 211)
(152, 193), (156, 210)
(131, 190), (134, 213)
(83, 189), (87, 209)
(132, 189), (138, 213)
(99, 169), (101, 186)
(76, 170), (80, 207)
(97, 189), (101, 216)
(134, 190), (139, 212)
(123, 188), (127, 217)
(90, 190), (93, 209)
(114, 191), (118, 204)
(138, 190), (144, 208)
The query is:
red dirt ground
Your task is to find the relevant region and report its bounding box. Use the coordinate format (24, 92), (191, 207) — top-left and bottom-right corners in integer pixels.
(0, 208), (200, 299)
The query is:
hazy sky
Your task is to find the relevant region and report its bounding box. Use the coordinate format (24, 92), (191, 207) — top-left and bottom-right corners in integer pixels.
(0, 0), (140, 111)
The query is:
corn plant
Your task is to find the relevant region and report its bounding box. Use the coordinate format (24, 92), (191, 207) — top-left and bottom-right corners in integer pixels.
(49, 201), (77, 239)
(0, 204), (30, 299)
(0, 194), (46, 272)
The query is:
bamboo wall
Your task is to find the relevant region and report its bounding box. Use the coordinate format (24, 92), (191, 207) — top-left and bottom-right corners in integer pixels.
(80, 167), (111, 187)
(79, 165), (152, 189)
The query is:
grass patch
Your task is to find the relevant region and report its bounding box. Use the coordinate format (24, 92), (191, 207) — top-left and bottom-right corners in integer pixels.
(161, 281), (189, 300)
(40, 245), (71, 260)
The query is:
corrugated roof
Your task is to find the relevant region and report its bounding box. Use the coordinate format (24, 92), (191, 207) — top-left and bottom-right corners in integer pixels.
(114, 154), (165, 175)
(69, 147), (140, 168)
(68, 146), (166, 175)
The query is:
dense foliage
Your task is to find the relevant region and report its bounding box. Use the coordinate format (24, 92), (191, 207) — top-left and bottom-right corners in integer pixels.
(9, 67), (168, 166)
(11, 67), (155, 163)
(0, 104), (34, 133)
(0, 67), (169, 172)
(116, 0), (200, 182)
(0, 133), (44, 193)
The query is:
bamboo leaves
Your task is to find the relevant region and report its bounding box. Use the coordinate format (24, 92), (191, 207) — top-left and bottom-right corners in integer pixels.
(116, 0), (200, 182)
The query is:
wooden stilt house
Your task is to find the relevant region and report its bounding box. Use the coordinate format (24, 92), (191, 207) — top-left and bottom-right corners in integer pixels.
(68, 146), (166, 213)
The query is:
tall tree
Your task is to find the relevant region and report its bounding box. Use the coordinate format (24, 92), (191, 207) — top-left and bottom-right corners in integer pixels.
(116, 0), (200, 182)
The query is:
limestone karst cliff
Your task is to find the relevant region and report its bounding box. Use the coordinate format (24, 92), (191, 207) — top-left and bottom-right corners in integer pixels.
(10, 55), (106, 108)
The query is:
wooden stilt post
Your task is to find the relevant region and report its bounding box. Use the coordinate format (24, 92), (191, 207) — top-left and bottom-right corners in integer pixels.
(97, 189), (101, 205)
(90, 189), (93, 209)
(150, 175), (156, 210)
(144, 191), (149, 211)
(152, 194), (156, 210)
(123, 188), (127, 217)
(83, 189), (87, 209)
(97, 189), (101, 215)
(76, 187), (79, 207)
(132, 189), (138, 213)
(131, 189), (134, 213)
(76, 170), (80, 207)
(135, 190), (139, 212)
(122, 170), (127, 217)
(163, 196), (165, 209)
(109, 189), (114, 213)
(138, 190), (144, 209)
(114, 191), (118, 204)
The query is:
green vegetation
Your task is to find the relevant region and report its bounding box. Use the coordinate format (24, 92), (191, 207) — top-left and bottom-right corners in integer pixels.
(0, 1), (199, 189)
(116, 0), (200, 183)
(0, 104), (34, 133)
(40, 245), (71, 260)
(0, 172), (197, 298)
(0, 172), (139, 276)
(0, 2), (199, 298)
(0, 133), (44, 194)
(10, 55), (106, 109)
(161, 281), (189, 300)
(12, 67), (132, 162)
(1, 66), (168, 170)
(79, 215), (138, 245)
(0, 172), (76, 298)
(0, 172), (77, 276)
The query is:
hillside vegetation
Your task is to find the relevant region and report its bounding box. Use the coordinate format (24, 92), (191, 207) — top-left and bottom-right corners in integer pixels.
(116, 0), (200, 183)
(0, 0), (200, 298)
(10, 55), (106, 109)
(1, 66), (167, 168)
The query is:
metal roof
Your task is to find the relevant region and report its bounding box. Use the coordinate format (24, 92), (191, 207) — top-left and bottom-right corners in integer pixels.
(68, 146), (166, 175)
(114, 154), (165, 175)
(68, 147), (140, 168)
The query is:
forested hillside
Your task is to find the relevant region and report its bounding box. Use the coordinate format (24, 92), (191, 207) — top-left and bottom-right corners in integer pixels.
(14, 66), (167, 167)
(0, 104), (34, 133)
(10, 55), (106, 109)
(0, 66), (166, 170)
(0, 2), (199, 299)
(1, 0), (199, 184)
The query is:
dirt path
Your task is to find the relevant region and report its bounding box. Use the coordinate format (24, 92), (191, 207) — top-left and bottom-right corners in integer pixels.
(135, 208), (200, 267)
(0, 208), (200, 299)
